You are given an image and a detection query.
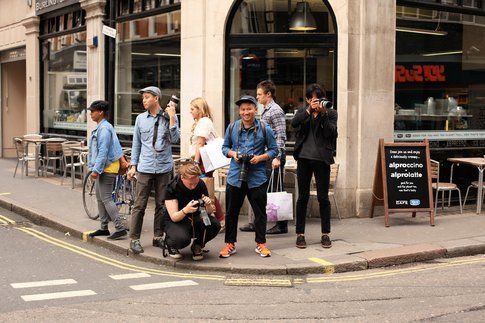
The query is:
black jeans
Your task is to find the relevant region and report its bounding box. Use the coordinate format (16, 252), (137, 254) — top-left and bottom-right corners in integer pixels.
(225, 182), (268, 244)
(165, 216), (220, 250)
(130, 172), (171, 240)
(295, 159), (331, 234)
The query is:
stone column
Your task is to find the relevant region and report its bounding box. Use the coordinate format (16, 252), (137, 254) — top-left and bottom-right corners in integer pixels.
(328, 0), (395, 217)
(22, 15), (40, 134)
(355, 0), (395, 217)
(80, 0), (106, 139)
(180, 0), (232, 157)
(180, 0), (206, 157)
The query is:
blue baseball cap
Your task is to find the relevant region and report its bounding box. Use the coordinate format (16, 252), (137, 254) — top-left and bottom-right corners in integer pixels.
(235, 95), (258, 107)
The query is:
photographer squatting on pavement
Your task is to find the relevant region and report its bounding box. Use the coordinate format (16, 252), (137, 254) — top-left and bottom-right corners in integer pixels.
(162, 162), (221, 261)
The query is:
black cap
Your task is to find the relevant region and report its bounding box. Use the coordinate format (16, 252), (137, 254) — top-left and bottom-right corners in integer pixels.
(235, 95), (258, 107)
(88, 100), (109, 111)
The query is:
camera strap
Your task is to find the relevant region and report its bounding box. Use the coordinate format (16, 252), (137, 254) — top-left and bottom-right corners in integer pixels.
(152, 112), (166, 153)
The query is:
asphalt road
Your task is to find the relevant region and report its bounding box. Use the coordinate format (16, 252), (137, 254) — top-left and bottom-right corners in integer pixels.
(1, 207), (485, 322)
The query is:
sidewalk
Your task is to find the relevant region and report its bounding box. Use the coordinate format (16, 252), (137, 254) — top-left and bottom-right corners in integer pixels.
(1, 158), (485, 275)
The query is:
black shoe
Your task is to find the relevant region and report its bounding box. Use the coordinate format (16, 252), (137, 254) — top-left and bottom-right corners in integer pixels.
(266, 225), (288, 235)
(107, 230), (127, 240)
(153, 236), (163, 248)
(191, 244), (204, 261)
(296, 235), (307, 249)
(321, 234), (332, 248)
(167, 245), (182, 259)
(239, 223), (255, 232)
(130, 239), (144, 254)
(89, 229), (110, 238)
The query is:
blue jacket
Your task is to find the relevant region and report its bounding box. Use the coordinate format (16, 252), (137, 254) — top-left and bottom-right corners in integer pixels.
(88, 119), (124, 174)
(222, 119), (278, 188)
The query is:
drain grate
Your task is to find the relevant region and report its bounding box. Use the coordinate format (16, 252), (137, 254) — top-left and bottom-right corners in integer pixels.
(224, 276), (293, 287)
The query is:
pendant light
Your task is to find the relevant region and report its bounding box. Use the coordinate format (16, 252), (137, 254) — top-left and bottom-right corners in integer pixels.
(289, 1), (317, 31)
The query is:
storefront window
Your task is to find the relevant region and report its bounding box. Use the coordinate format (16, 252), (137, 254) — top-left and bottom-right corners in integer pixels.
(229, 48), (334, 146)
(395, 4), (485, 141)
(42, 31), (87, 133)
(227, 0), (336, 153)
(114, 10), (181, 134)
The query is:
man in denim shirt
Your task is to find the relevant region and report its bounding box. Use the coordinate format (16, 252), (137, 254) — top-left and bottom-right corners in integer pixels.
(219, 95), (278, 258)
(127, 86), (180, 254)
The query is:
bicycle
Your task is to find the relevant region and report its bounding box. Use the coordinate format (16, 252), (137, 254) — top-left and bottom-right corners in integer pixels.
(82, 170), (136, 222)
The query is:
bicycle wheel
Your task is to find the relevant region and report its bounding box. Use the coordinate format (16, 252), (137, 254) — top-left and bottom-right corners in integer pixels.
(116, 175), (136, 221)
(82, 171), (99, 220)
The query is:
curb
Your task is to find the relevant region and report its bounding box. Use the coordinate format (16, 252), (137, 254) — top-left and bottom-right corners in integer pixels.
(2, 196), (485, 276)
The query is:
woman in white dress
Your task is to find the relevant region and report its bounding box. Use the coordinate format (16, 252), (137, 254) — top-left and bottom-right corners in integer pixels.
(189, 97), (225, 227)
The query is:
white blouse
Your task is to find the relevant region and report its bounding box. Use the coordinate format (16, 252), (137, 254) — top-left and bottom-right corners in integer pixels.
(189, 117), (217, 157)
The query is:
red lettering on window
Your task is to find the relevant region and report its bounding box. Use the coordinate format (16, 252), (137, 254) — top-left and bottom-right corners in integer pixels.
(395, 65), (446, 83)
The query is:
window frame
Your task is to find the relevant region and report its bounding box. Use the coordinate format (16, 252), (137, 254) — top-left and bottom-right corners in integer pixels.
(39, 5), (87, 137)
(224, 0), (338, 132)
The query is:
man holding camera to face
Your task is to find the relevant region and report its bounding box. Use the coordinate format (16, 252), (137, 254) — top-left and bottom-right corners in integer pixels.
(291, 84), (338, 249)
(219, 95), (278, 258)
(163, 162), (220, 260)
(127, 86), (180, 255)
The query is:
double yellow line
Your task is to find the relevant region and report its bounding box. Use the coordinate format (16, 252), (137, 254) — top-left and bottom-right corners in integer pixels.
(0, 214), (225, 281)
(307, 256), (485, 283)
(0, 214), (15, 225)
(4, 213), (485, 284)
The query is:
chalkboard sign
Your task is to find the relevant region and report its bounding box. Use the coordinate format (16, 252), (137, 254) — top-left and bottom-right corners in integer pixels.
(384, 145), (430, 209)
(370, 139), (434, 227)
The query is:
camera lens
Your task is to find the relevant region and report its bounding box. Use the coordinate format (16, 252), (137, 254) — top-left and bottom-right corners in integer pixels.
(170, 94), (179, 105)
(320, 99), (333, 109)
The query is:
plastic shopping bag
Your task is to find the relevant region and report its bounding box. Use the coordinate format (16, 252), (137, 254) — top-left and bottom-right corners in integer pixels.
(266, 169), (293, 222)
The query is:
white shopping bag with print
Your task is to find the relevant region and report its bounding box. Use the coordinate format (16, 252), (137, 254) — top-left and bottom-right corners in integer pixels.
(266, 169), (293, 222)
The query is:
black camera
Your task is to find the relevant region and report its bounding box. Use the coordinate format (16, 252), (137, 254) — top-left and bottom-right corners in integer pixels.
(237, 153), (254, 182)
(196, 198), (205, 208)
(194, 199), (210, 226)
(319, 98), (333, 109)
(169, 94), (179, 106)
(162, 94), (180, 120)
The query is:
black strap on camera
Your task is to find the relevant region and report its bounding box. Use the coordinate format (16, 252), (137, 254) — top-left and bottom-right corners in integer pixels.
(152, 111), (172, 153)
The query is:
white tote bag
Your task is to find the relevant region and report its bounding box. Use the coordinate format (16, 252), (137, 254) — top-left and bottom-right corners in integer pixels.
(199, 137), (231, 172)
(266, 169), (293, 222)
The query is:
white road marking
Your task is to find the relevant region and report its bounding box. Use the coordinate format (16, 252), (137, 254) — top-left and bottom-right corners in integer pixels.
(21, 290), (96, 302)
(109, 273), (151, 280)
(11, 279), (77, 289)
(129, 280), (198, 291)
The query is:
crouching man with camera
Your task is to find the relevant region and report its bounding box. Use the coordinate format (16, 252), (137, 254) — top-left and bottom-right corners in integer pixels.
(219, 95), (278, 258)
(163, 163), (220, 260)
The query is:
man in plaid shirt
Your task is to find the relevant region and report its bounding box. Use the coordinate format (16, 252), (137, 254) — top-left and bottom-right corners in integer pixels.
(240, 80), (288, 234)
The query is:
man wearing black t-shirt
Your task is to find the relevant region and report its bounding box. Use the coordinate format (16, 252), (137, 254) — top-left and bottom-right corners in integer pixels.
(163, 162), (220, 260)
